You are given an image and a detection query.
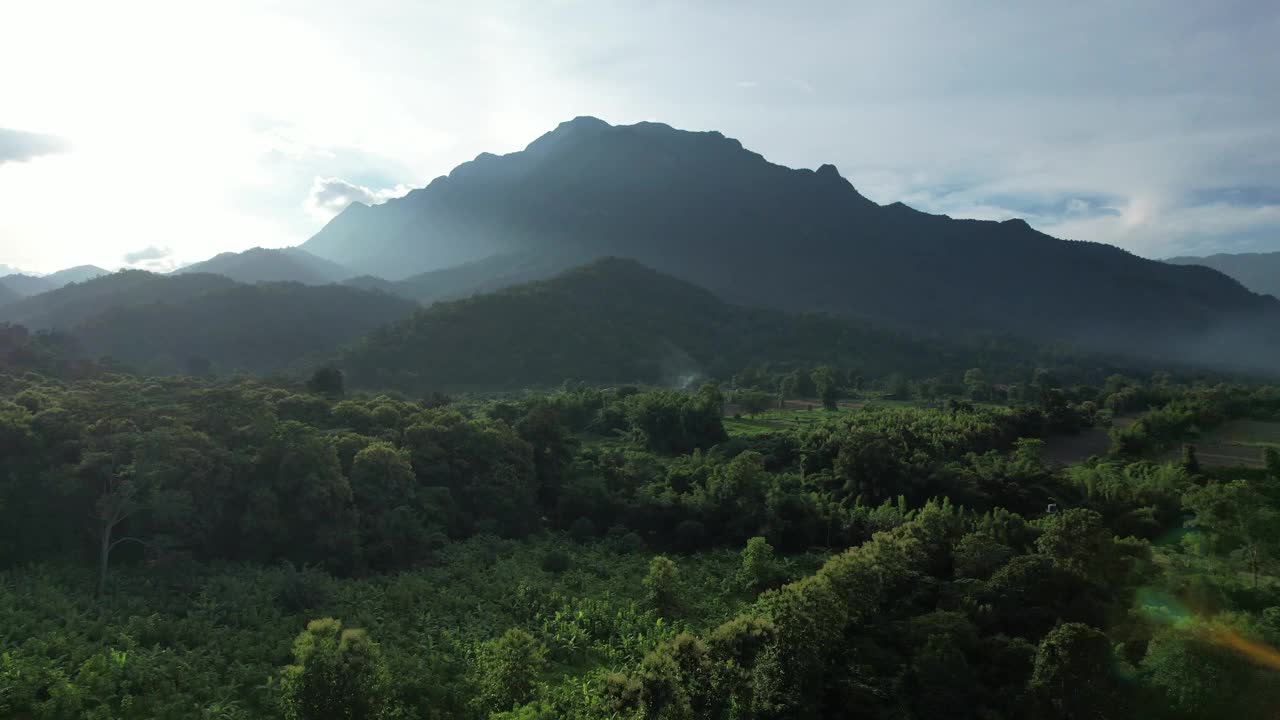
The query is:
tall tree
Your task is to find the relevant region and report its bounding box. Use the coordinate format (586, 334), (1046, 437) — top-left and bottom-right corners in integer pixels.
(280, 618), (391, 720)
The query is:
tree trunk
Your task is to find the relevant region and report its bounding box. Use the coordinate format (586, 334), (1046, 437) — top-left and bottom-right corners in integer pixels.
(98, 523), (112, 597)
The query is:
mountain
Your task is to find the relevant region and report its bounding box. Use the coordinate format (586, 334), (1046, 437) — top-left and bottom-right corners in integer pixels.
(303, 117), (1280, 370)
(341, 257), (1117, 392)
(388, 250), (581, 304)
(75, 282), (419, 376)
(48, 265), (110, 285)
(0, 275), (55, 296)
(0, 282), (19, 308)
(176, 247), (354, 285)
(0, 264), (110, 297)
(0, 270), (239, 330)
(1166, 251), (1280, 298)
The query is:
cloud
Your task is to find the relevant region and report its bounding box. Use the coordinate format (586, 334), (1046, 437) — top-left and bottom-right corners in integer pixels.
(305, 176), (411, 221)
(123, 246), (172, 264)
(0, 128), (66, 164)
(121, 245), (179, 272)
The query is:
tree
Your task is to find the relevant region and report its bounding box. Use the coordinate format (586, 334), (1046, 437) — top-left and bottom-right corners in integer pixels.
(515, 400), (576, 511)
(476, 629), (548, 713)
(349, 442), (435, 569)
(732, 389), (775, 417)
(247, 422), (360, 570)
(1183, 480), (1280, 588)
(280, 618), (391, 720)
(964, 367), (990, 400)
(1035, 508), (1115, 583)
(306, 366), (345, 396)
(811, 366), (840, 410)
(644, 555), (680, 617)
(738, 536), (781, 592)
(780, 369), (816, 399)
(77, 419), (185, 596)
(953, 531), (1014, 579)
(1028, 623), (1120, 719)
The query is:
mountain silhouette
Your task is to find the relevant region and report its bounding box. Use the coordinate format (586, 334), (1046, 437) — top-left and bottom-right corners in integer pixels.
(0, 270), (239, 330)
(0, 281), (19, 308)
(176, 247), (354, 285)
(1166, 251), (1280, 299)
(304, 117), (1280, 369)
(341, 257), (1125, 392)
(0, 264), (110, 297)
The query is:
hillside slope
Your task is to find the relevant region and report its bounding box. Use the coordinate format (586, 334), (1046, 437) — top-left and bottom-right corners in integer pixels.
(76, 282), (419, 375)
(0, 271), (239, 329)
(0, 264), (110, 297)
(176, 247), (354, 285)
(1166, 251), (1280, 298)
(341, 257), (1114, 392)
(303, 117), (1280, 368)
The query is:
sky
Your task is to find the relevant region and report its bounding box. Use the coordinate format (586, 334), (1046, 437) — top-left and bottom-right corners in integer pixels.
(2, 0), (1279, 273)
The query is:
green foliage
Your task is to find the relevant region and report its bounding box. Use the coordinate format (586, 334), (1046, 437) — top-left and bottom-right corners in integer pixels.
(280, 618), (392, 720)
(644, 555), (680, 617)
(3, 369), (1280, 719)
(737, 536), (781, 592)
(1028, 623), (1120, 719)
(475, 629), (548, 714)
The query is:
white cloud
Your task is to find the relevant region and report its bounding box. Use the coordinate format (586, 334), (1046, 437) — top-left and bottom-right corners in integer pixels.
(121, 245), (180, 272)
(0, 0), (1277, 269)
(0, 128), (65, 164)
(305, 177), (412, 222)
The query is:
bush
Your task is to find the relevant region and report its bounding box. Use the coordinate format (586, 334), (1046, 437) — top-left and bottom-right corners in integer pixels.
(568, 516), (598, 543)
(280, 618), (391, 720)
(540, 550), (570, 574)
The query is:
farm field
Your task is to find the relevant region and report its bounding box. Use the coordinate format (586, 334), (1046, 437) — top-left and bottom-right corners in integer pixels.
(1171, 419), (1280, 468)
(721, 397), (914, 437)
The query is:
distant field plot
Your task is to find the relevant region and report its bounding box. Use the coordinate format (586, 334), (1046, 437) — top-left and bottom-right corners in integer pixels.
(1174, 419), (1280, 468)
(1040, 428), (1112, 467)
(1037, 415), (1138, 467)
(722, 398), (917, 437)
(723, 407), (840, 436)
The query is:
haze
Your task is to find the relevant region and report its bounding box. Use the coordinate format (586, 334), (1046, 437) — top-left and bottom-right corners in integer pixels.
(3, 0), (1279, 272)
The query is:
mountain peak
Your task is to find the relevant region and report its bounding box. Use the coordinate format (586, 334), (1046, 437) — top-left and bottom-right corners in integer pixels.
(557, 115), (611, 132)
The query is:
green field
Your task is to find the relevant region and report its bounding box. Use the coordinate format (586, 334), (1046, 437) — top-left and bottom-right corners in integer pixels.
(1176, 419), (1280, 468)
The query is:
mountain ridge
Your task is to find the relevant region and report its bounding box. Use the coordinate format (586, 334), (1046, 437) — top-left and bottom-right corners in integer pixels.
(0, 264), (110, 297)
(1166, 251), (1280, 298)
(174, 247), (355, 285)
(302, 116), (1280, 370)
(341, 256), (1136, 392)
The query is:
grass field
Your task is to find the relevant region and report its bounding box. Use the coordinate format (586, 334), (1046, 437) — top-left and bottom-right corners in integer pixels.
(722, 397), (916, 437)
(1038, 415), (1138, 467)
(1169, 419), (1280, 468)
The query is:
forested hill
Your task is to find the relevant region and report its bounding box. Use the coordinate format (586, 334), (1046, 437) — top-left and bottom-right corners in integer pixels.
(0, 270), (419, 376)
(175, 246), (355, 285)
(342, 257), (1120, 392)
(0, 270), (240, 329)
(0, 264), (110, 297)
(75, 282), (419, 375)
(0, 281), (19, 308)
(1166, 251), (1280, 298)
(301, 117), (1280, 370)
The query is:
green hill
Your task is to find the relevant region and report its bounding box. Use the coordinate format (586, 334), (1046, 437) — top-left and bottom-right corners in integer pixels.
(74, 282), (419, 375)
(303, 117), (1280, 371)
(0, 270), (239, 329)
(342, 257), (1112, 392)
(176, 247), (354, 285)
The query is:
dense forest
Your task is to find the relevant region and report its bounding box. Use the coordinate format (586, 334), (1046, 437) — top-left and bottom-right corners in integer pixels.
(3, 328), (1280, 718)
